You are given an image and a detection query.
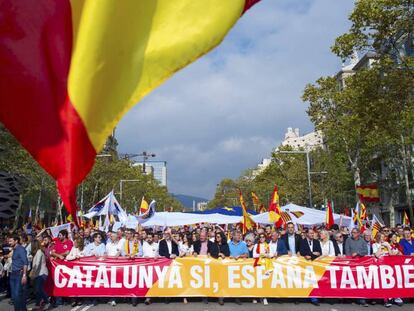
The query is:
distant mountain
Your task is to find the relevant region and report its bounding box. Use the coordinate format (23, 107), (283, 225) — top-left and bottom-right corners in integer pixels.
(171, 194), (208, 210)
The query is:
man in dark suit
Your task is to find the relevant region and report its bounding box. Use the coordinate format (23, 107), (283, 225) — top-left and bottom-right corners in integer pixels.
(158, 229), (179, 259)
(281, 222), (302, 256)
(193, 231), (214, 256)
(299, 228), (322, 306)
(299, 228), (322, 260)
(333, 232), (346, 256)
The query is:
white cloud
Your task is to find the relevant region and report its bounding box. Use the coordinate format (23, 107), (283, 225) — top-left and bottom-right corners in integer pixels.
(116, 0), (354, 199)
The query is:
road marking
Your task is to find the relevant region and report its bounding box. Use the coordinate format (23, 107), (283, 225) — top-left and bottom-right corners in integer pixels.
(79, 305), (92, 311)
(70, 306), (82, 311)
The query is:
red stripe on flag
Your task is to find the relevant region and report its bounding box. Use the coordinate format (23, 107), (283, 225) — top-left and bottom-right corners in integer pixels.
(242, 0), (261, 14)
(0, 0), (96, 220)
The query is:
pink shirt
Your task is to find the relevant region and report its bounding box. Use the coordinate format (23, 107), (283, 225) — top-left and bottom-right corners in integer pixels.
(199, 241), (208, 255)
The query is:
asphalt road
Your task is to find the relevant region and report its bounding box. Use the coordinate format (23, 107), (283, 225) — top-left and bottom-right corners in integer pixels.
(0, 298), (413, 311)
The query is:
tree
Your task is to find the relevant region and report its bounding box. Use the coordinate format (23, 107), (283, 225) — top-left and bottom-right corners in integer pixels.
(316, 0), (414, 224)
(1, 123), (183, 224)
(332, 0), (414, 75)
(209, 145), (354, 213)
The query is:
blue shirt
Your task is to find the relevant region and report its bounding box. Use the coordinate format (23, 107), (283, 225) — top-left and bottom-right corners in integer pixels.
(400, 238), (414, 255)
(12, 245), (29, 272)
(228, 240), (249, 257)
(84, 242), (106, 256)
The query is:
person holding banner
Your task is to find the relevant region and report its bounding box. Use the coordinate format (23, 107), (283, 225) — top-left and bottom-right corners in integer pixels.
(299, 229), (321, 306)
(228, 231), (248, 306)
(319, 230), (335, 257)
(66, 237), (85, 261)
(158, 229), (179, 304)
(193, 231), (214, 257)
(344, 228), (368, 307)
(143, 233), (160, 306)
(372, 232), (404, 307)
(121, 230), (143, 258)
(268, 231), (288, 258)
(84, 232), (105, 257)
(333, 233), (345, 256)
(159, 229), (179, 259)
(65, 237), (85, 307)
(399, 227), (414, 255)
(50, 230), (73, 260)
(50, 230), (73, 307)
(105, 232), (122, 257)
(281, 222), (301, 256)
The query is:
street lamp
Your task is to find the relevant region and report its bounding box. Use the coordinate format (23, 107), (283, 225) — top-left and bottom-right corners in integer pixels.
(275, 150), (328, 208)
(119, 179), (140, 204)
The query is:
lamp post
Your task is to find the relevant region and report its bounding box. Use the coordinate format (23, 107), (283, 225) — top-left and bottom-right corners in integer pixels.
(275, 150), (328, 208)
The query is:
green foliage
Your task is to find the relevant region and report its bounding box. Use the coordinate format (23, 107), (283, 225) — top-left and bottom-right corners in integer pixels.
(332, 0), (414, 69)
(209, 145), (354, 212)
(0, 124), (183, 217)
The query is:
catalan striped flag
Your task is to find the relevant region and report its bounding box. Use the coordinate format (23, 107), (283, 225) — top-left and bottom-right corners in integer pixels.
(360, 202), (367, 222)
(251, 192), (266, 214)
(371, 215), (384, 239)
(0, 0), (261, 221)
(403, 211), (411, 227)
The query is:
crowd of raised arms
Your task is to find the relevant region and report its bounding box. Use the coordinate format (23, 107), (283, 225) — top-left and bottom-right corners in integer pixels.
(0, 222), (413, 310)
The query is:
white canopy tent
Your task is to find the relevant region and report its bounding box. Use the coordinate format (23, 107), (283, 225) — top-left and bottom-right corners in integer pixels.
(126, 212), (242, 228)
(251, 203), (352, 227)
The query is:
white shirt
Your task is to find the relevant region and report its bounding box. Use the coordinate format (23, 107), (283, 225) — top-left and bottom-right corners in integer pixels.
(106, 240), (122, 256)
(179, 242), (193, 256)
(288, 234), (296, 254)
(320, 240), (335, 256)
(166, 240), (172, 254)
(142, 241), (159, 258)
(253, 243), (269, 258)
(337, 242), (344, 255)
(268, 240), (279, 257)
(66, 247), (85, 261)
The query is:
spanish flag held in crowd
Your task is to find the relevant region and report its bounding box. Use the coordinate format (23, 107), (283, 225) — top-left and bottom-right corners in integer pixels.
(0, 0), (261, 221)
(268, 185), (283, 227)
(139, 197), (149, 215)
(239, 191), (255, 234)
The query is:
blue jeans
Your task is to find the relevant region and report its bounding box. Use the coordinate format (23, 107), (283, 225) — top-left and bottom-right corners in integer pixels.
(10, 271), (27, 311)
(34, 275), (49, 305)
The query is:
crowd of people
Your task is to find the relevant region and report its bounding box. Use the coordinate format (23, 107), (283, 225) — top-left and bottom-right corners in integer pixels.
(0, 221), (413, 310)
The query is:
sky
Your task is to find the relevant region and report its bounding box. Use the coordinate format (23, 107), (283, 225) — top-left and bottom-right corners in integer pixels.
(116, 0), (354, 200)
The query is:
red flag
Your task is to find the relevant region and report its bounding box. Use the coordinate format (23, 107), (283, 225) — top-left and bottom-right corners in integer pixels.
(325, 200), (334, 229)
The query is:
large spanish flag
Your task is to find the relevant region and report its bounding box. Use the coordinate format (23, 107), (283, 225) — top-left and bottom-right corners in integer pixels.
(0, 0), (261, 220)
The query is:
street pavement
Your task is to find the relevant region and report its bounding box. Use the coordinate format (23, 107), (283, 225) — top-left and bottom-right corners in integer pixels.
(1, 297), (413, 311)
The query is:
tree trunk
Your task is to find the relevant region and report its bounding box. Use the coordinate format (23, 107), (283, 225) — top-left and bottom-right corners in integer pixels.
(401, 135), (414, 225)
(34, 178), (44, 226)
(12, 194), (23, 231)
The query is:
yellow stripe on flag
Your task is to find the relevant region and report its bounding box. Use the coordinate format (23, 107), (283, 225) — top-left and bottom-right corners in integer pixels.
(68, 0), (246, 151)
